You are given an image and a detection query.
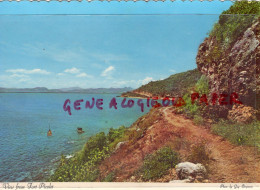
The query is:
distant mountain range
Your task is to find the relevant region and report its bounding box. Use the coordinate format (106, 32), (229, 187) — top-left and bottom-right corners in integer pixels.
(0, 87), (133, 93)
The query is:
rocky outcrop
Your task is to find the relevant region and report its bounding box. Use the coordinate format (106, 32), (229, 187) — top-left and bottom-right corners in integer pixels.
(175, 162), (207, 182)
(196, 17), (260, 121)
(228, 104), (257, 123)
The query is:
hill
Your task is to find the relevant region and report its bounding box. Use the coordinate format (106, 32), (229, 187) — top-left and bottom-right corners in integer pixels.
(122, 69), (201, 98)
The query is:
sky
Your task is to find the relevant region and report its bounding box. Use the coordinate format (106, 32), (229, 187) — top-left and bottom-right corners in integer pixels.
(0, 1), (233, 89)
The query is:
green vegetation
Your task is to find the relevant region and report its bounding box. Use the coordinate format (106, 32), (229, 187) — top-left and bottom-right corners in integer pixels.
(188, 141), (211, 166)
(49, 108), (163, 182)
(102, 171), (116, 182)
(180, 75), (209, 122)
(209, 1), (259, 49)
(126, 108), (161, 144)
(221, 1), (260, 15)
(212, 120), (260, 150)
(136, 69), (201, 97)
(195, 75), (209, 95)
(136, 146), (180, 181)
(49, 126), (126, 182)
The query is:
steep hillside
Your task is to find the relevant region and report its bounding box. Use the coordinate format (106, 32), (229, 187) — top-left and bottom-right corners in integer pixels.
(196, 1), (260, 122)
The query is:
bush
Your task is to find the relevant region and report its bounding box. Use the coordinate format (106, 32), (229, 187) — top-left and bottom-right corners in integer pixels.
(181, 75), (209, 119)
(102, 171), (116, 182)
(137, 147), (180, 181)
(81, 132), (108, 162)
(188, 141), (211, 166)
(195, 75), (209, 95)
(108, 126), (126, 143)
(193, 115), (204, 125)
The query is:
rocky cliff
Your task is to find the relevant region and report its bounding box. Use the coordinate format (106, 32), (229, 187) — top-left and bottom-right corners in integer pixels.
(196, 16), (259, 122)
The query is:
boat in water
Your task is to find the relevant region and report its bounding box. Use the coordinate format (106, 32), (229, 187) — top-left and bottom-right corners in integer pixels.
(47, 129), (52, 136)
(47, 124), (52, 136)
(77, 127), (85, 134)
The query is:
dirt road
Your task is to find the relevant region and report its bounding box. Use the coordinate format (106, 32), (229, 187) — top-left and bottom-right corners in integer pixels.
(163, 107), (260, 182)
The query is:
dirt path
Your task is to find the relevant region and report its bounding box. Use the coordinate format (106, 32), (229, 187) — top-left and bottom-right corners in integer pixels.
(162, 107), (260, 182)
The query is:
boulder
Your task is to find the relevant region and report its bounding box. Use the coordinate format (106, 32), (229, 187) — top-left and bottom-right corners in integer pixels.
(114, 141), (127, 152)
(175, 162), (207, 180)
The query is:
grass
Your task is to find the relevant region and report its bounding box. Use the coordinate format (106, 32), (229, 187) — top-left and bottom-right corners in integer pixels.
(212, 120), (260, 150)
(136, 146), (180, 181)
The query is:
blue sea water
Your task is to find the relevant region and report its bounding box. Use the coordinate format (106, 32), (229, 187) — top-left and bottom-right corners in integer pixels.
(0, 93), (150, 182)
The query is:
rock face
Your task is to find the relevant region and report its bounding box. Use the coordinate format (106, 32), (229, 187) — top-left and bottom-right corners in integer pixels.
(196, 18), (260, 121)
(175, 162), (207, 181)
(228, 104), (257, 123)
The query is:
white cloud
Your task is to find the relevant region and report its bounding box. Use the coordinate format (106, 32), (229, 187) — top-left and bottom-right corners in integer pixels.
(10, 73), (31, 82)
(10, 74), (28, 78)
(18, 78), (30, 82)
(170, 69), (176, 73)
(76, 73), (89, 78)
(101, 66), (115, 77)
(57, 73), (65, 76)
(140, 77), (153, 85)
(64, 67), (80, 74)
(6, 69), (50, 75)
(112, 80), (136, 87)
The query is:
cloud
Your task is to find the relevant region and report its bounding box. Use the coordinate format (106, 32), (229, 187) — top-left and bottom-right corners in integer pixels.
(64, 67), (80, 74)
(57, 73), (65, 76)
(6, 69), (50, 75)
(101, 66), (115, 77)
(112, 80), (136, 87)
(76, 73), (89, 78)
(140, 77), (153, 85)
(170, 69), (176, 73)
(10, 74), (28, 78)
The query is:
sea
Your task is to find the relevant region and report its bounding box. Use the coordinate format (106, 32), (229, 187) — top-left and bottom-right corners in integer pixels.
(0, 93), (150, 182)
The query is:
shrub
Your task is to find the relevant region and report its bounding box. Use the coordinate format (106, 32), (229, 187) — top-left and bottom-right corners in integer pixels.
(195, 75), (209, 95)
(102, 171), (116, 182)
(188, 141), (211, 166)
(108, 126), (126, 143)
(180, 75), (209, 119)
(193, 115), (204, 125)
(137, 147), (180, 181)
(81, 132), (108, 162)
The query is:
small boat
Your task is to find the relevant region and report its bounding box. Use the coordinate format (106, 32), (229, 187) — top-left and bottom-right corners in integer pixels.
(77, 127), (85, 134)
(47, 124), (52, 136)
